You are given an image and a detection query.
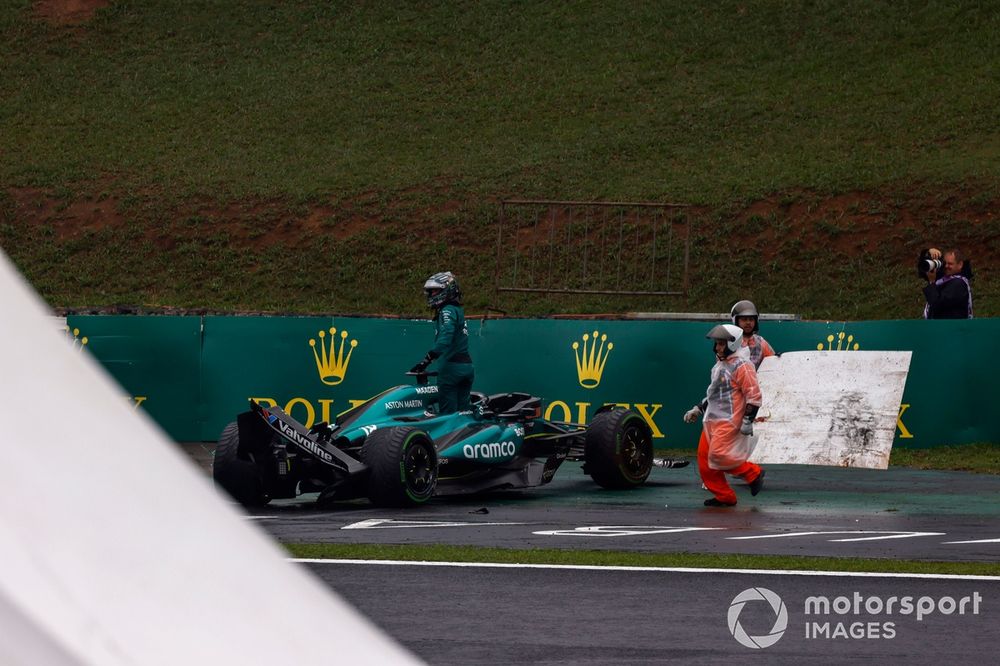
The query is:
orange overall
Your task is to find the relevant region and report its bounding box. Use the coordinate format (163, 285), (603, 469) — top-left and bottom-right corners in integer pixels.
(697, 352), (763, 505)
(742, 333), (775, 370)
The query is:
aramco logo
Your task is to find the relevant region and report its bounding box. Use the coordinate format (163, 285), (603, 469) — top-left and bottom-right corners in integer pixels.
(728, 587), (788, 649)
(817, 331), (860, 351)
(572, 330), (613, 389)
(309, 327), (358, 386)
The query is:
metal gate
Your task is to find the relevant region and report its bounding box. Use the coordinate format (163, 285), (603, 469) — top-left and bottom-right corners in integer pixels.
(493, 199), (691, 306)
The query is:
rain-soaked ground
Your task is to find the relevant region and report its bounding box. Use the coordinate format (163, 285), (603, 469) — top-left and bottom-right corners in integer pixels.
(183, 442), (1000, 562)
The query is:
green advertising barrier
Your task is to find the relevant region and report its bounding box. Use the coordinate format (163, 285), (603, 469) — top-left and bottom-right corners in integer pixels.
(64, 315), (203, 441)
(67, 315), (999, 448)
(199, 316), (434, 440)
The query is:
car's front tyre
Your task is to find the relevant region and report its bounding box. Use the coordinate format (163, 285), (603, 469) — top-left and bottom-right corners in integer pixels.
(584, 408), (653, 489)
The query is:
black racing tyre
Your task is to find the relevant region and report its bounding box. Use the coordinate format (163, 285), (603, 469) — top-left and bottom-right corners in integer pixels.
(361, 427), (438, 507)
(213, 422), (270, 507)
(584, 408), (653, 489)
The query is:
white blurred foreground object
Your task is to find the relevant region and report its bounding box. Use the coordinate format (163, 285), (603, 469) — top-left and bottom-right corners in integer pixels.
(751, 351), (912, 469)
(0, 251), (421, 665)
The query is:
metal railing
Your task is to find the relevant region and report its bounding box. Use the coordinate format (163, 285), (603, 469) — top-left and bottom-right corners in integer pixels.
(494, 199), (692, 304)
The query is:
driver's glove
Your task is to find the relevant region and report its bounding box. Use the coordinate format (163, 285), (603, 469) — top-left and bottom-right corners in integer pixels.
(409, 353), (434, 373)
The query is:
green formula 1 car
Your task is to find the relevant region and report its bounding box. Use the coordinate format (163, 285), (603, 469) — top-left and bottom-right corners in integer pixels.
(213, 372), (655, 508)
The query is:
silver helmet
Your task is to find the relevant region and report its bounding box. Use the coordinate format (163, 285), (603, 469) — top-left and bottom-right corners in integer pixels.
(730, 299), (759, 333)
(706, 324), (743, 357)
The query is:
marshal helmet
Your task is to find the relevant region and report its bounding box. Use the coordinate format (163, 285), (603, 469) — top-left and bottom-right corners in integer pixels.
(706, 324), (743, 357)
(730, 299), (759, 333)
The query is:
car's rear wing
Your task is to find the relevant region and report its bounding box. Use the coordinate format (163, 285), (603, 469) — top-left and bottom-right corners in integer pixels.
(245, 400), (366, 474)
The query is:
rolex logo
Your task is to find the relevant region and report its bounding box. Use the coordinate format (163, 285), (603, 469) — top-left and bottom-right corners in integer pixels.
(816, 332), (860, 351)
(572, 330), (613, 389)
(309, 327), (358, 386)
(66, 326), (89, 352)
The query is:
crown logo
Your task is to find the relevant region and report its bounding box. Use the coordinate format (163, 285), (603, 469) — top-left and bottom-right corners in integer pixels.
(66, 326), (89, 352)
(816, 332), (860, 351)
(309, 327), (358, 385)
(572, 330), (613, 389)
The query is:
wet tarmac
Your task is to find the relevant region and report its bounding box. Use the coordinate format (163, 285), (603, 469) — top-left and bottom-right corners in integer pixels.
(182, 442), (1000, 563)
(183, 442), (1000, 664)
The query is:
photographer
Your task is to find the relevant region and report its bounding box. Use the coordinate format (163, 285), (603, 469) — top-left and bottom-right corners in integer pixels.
(919, 247), (974, 319)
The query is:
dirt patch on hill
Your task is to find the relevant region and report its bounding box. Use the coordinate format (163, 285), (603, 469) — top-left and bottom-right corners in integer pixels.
(6, 183), (998, 265)
(3, 182), (478, 254)
(34, 0), (109, 26)
(730, 187), (1000, 271)
(7, 186), (122, 241)
(3, 181), (997, 317)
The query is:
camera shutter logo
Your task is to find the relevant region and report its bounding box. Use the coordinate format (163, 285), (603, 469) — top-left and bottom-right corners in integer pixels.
(727, 587), (788, 649)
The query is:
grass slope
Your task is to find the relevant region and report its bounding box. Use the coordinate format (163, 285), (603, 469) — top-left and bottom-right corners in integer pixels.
(1, 1), (999, 317)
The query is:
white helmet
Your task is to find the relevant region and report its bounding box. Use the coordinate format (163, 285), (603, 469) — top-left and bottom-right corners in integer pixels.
(706, 324), (744, 357)
(730, 299), (759, 333)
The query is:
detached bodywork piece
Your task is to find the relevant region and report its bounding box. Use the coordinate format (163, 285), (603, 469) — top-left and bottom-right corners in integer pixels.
(213, 375), (654, 507)
(750, 351), (912, 469)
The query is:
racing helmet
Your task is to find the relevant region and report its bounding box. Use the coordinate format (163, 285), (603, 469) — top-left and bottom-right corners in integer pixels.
(423, 271), (461, 308)
(706, 324), (743, 357)
(730, 299), (759, 333)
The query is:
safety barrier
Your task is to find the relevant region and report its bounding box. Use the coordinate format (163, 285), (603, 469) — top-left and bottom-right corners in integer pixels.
(64, 315), (998, 447)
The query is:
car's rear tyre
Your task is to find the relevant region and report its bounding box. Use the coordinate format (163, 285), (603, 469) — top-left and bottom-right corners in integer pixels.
(362, 427), (438, 507)
(585, 408), (653, 489)
(213, 422), (270, 507)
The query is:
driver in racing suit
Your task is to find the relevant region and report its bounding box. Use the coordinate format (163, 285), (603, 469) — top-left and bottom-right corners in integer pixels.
(410, 272), (474, 414)
(682, 324), (766, 507)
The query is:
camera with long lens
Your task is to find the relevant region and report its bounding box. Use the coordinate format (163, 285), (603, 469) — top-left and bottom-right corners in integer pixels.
(916, 248), (943, 280)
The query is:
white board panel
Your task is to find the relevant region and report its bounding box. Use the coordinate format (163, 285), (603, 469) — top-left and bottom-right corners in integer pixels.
(750, 351), (912, 469)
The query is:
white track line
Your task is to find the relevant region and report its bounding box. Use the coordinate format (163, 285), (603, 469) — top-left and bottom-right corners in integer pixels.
(291, 558), (1000, 580)
(943, 538), (1000, 544)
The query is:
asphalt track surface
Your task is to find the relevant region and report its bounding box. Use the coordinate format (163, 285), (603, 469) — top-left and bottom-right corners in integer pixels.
(216, 459), (1000, 563)
(184, 444), (1000, 663)
(304, 562), (999, 665)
